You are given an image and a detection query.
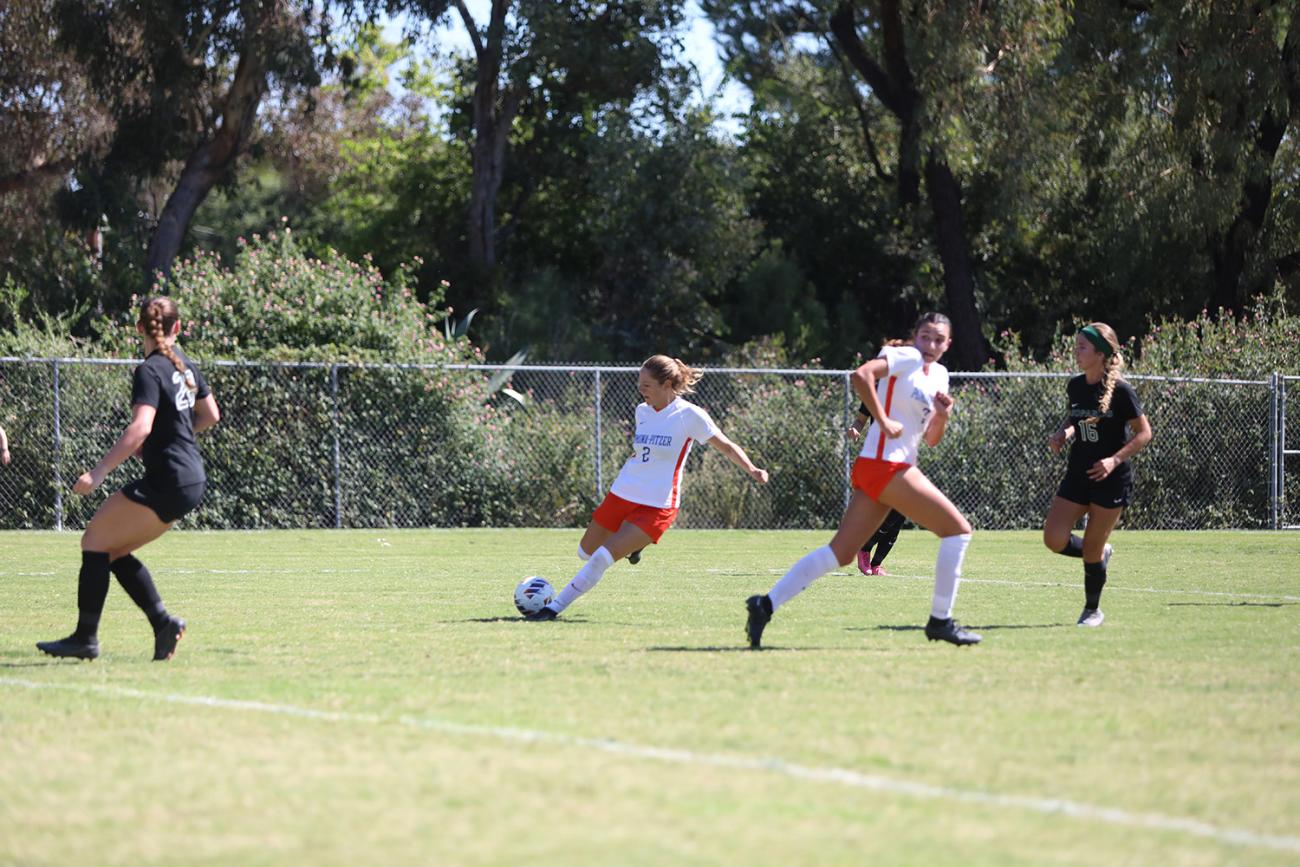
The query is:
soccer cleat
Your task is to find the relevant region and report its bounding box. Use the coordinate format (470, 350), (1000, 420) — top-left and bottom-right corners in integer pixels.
(924, 616), (982, 646)
(153, 615), (186, 661)
(855, 550), (872, 576)
(36, 634), (100, 660)
(628, 548), (644, 566)
(525, 606), (559, 621)
(872, 564), (888, 576)
(1077, 608), (1105, 628)
(745, 595), (772, 649)
(1102, 543), (1113, 570)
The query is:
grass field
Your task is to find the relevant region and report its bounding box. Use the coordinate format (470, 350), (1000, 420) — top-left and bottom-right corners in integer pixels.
(1, 528), (1297, 866)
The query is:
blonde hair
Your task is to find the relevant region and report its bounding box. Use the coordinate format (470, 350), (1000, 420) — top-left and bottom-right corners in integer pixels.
(641, 355), (703, 396)
(1083, 322), (1124, 421)
(139, 296), (196, 393)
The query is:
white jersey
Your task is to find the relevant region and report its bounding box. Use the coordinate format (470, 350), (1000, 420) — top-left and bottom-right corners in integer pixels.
(860, 345), (949, 465)
(610, 397), (721, 508)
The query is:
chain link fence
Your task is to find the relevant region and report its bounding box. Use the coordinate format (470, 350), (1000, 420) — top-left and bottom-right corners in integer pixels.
(0, 358), (1292, 531)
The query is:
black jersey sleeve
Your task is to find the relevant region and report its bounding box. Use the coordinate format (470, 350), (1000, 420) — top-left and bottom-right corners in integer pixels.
(1111, 380), (1143, 421)
(131, 363), (163, 409)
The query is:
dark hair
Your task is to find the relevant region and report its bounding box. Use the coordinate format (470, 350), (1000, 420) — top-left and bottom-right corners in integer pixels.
(138, 296), (195, 393)
(913, 312), (952, 334)
(641, 355), (704, 396)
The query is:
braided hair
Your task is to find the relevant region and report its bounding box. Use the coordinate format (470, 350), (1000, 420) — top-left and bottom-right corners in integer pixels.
(1083, 322), (1123, 422)
(139, 296), (196, 393)
(642, 355), (704, 396)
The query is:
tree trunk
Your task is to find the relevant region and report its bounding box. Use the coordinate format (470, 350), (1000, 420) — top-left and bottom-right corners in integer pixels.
(144, 44), (267, 287)
(925, 154), (989, 370)
(462, 0), (518, 275)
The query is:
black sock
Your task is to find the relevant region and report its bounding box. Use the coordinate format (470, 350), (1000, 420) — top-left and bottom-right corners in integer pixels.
(111, 554), (168, 629)
(1084, 560), (1107, 610)
(1058, 535), (1084, 558)
(73, 551), (111, 641)
(871, 538), (896, 567)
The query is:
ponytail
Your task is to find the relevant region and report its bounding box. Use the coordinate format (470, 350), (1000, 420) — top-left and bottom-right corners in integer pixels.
(1081, 322), (1124, 422)
(139, 296), (195, 393)
(641, 354), (703, 396)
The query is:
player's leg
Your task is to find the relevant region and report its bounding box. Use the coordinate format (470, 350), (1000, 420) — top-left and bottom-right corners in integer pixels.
(1044, 501), (1089, 557)
(746, 492), (890, 648)
(869, 510), (907, 573)
(544, 522), (654, 617)
(876, 468), (979, 646)
(577, 521), (613, 560)
(1077, 504), (1123, 627)
(38, 491), (173, 660)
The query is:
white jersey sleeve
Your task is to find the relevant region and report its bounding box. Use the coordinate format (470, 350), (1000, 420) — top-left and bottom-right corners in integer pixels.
(681, 403), (721, 444)
(881, 344), (924, 378)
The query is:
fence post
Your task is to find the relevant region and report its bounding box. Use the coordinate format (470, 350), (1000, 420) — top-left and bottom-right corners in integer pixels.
(1269, 373), (1279, 529)
(843, 371), (853, 510)
(594, 370), (603, 502)
(331, 364), (342, 529)
(52, 359), (63, 531)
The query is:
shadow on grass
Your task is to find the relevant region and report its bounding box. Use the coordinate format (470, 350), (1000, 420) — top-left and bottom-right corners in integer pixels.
(646, 645), (849, 653)
(458, 616), (591, 624)
(1165, 601), (1295, 608)
(854, 622), (1069, 632)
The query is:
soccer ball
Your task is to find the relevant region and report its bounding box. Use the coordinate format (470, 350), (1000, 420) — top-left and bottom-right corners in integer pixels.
(514, 576), (555, 616)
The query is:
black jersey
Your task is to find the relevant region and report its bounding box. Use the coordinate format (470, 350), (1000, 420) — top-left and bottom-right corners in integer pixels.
(1065, 375), (1143, 471)
(131, 347), (210, 487)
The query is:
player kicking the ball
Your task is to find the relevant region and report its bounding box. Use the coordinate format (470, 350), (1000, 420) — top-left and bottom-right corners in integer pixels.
(745, 312), (980, 648)
(526, 355), (768, 620)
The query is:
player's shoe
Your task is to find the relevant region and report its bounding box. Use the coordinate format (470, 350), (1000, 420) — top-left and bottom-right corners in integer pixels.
(1102, 543), (1113, 570)
(872, 564), (888, 576)
(1077, 608), (1105, 628)
(153, 614), (186, 661)
(924, 616), (982, 646)
(628, 548), (644, 566)
(525, 606), (559, 621)
(36, 634), (100, 660)
(855, 550), (872, 576)
(745, 595), (772, 649)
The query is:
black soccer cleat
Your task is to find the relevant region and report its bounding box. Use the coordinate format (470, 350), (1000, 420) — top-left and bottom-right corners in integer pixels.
(525, 606), (559, 621)
(745, 595), (773, 649)
(36, 634), (100, 660)
(924, 616), (982, 646)
(628, 548), (644, 566)
(153, 615), (186, 661)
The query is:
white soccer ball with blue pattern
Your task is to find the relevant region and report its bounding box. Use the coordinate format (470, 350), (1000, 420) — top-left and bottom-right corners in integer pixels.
(514, 576), (555, 616)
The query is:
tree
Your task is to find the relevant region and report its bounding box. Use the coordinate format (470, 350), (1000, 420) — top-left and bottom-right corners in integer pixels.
(53, 0), (320, 288)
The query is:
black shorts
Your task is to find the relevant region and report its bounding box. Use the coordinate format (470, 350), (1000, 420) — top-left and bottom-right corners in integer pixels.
(122, 478), (206, 523)
(1056, 466), (1132, 510)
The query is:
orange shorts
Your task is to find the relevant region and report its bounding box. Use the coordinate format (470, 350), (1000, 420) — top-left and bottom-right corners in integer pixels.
(851, 457), (912, 501)
(591, 492), (678, 542)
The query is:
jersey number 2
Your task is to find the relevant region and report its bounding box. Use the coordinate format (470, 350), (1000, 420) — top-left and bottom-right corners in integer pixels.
(641, 446), (651, 462)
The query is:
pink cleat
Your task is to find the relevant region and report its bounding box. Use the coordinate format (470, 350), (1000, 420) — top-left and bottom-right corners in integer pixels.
(873, 564), (888, 576)
(856, 550), (872, 576)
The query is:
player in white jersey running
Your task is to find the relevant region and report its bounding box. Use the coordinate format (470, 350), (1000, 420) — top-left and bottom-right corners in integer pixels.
(745, 312), (981, 647)
(525, 355), (768, 620)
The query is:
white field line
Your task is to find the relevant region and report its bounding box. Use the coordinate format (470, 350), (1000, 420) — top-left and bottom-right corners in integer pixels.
(2, 677), (1297, 855)
(708, 569), (1300, 602)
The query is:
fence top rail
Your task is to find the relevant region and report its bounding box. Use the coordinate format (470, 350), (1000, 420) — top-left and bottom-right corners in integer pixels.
(0, 356), (1275, 385)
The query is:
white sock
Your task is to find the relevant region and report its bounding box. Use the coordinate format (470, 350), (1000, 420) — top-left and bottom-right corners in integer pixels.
(931, 533), (972, 620)
(577, 544), (591, 562)
(551, 547), (614, 613)
(768, 545), (840, 610)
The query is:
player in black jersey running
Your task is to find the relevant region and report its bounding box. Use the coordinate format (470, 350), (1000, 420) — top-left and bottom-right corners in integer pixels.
(1043, 323), (1152, 627)
(38, 297), (220, 661)
(848, 402), (905, 575)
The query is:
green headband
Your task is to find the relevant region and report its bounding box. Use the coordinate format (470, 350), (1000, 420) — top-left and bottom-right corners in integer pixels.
(1078, 325), (1113, 357)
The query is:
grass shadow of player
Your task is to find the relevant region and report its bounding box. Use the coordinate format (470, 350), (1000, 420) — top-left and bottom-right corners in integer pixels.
(646, 645), (860, 653)
(852, 622), (1069, 632)
(1165, 601), (1295, 608)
